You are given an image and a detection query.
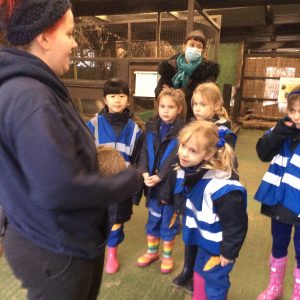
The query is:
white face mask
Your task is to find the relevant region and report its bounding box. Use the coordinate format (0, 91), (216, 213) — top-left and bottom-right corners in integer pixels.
(185, 47), (202, 62)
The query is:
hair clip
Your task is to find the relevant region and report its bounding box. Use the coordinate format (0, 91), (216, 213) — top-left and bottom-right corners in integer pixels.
(288, 90), (300, 98)
(216, 129), (226, 148)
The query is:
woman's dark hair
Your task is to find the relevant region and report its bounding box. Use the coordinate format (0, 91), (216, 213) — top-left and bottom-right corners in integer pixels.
(184, 30), (206, 48)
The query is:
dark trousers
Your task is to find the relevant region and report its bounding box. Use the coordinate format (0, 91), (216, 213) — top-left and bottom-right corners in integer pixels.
(272, 219), (300, 268)
(4, 225), (105, 300)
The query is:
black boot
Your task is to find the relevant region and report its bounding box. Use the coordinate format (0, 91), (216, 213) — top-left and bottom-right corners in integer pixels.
(172, 245), (197, 288)
(184, 278), (193, 294)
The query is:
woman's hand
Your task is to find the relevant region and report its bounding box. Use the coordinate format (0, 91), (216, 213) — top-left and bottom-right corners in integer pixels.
(144, 175), (161, 187)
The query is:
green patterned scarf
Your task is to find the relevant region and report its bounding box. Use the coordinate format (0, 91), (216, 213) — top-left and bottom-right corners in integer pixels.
(172, 53), (202, 88)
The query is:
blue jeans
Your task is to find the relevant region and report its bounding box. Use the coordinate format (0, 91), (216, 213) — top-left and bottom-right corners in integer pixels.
(107, 224), (124, 247)
(146, 199), (180, 241)
(272, 219), (300, 268)
(194, 246), (234, 300)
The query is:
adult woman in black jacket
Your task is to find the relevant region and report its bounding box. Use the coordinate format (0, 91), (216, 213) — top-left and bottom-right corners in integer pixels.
(155, 30), (220, 121)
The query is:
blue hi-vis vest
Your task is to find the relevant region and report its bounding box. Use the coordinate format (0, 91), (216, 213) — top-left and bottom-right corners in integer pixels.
(86, 115), (141, 165)
(178, 169), (247, 255)
(146, 132), (178, 175)
(255, 135), (300, 214)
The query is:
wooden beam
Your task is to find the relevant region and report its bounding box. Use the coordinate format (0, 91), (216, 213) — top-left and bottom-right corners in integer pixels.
(194, 2), (220, 31)
(72, 0), (300, 16)
(186, 0), (195, 36)
(221, 23), (300, 43)
(264, 5), (274, 25)
(246, 40), (300, 50)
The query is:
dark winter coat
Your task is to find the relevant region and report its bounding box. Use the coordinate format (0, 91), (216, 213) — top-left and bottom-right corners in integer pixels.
(256, 117), (300, 225)
(138, 116), (185, 205)
(155, 53), (220, 119)
(0, 48), (140, 259)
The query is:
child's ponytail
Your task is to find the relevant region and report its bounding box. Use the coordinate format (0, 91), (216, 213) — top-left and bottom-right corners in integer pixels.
(206, 143), (235, 176)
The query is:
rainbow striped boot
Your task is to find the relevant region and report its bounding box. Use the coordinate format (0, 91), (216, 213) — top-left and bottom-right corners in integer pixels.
(136, 235), (160, 267)
(160, 240), (175, 273)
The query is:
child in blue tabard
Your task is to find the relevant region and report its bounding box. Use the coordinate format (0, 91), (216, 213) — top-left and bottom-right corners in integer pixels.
(136, 87), (187, 273)
(86, 78), (143, 274)
(172, 82), (238, 295)
(255, 85), (300, 300)
(172, 120), (247, 300)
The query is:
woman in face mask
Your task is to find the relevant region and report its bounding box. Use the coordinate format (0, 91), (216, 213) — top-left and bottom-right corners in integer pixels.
(155, 30), (220, 121)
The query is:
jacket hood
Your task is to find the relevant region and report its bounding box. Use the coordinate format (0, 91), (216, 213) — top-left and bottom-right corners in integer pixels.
(0, 47), (69, 100)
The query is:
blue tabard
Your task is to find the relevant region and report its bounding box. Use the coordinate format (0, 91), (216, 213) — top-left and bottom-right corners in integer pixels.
(255, 135), (300, 215)
(179, 169), (247, 255)
(86, 114), (141, 165)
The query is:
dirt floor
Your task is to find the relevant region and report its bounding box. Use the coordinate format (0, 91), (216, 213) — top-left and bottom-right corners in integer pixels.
(0, 129), (296, 300)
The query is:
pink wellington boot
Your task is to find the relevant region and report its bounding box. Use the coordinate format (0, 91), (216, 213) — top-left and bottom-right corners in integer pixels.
(193, 272), (207, 300)
(105, 246), (119, 274)
(291, 268), (300, 300)
(257, 255), (287, 300)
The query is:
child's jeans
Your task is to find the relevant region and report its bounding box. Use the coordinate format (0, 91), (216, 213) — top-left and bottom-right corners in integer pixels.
(107, 224), (124, 247)
(146, 199), (180, 241)
(271, 219), (300, 267)
(194, 246), (234, 300)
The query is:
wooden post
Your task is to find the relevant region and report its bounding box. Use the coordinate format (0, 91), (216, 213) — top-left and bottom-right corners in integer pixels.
(156, 12), (161, 58)
(223, 84), (232, 114)
(186, 0), (194, 36)
(127, 22), (132, 58)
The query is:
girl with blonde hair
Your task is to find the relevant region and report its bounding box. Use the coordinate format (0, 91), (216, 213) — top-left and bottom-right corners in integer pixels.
(173, 120), (248, 299)
(173, 82), (237, 294)
(136, 87), (186, 274)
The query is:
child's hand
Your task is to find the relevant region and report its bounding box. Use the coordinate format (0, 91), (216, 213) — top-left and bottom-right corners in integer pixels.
(144, 175), (161, 187)
(162, 84), (169, 89)
(142, 172), (150, 180)
(220, 255), (234, 267)
(283, 116), (295, 127)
